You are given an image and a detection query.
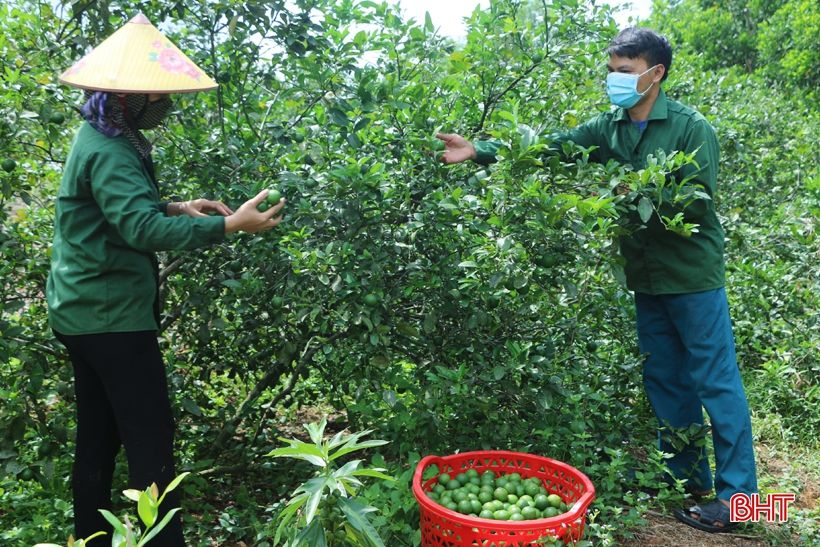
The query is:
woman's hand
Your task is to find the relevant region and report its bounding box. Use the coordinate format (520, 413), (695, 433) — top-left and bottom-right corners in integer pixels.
(168, 199), (233, 218)
(436, 133), (477, 164)
(224, 190), (286, 234)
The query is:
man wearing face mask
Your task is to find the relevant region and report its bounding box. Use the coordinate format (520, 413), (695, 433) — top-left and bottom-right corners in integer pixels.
(435, 27), (757, 533)
(47, 14), (285, 546)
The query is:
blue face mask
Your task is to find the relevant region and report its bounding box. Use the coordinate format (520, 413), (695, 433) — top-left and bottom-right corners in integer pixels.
(606, 65), (660, 108)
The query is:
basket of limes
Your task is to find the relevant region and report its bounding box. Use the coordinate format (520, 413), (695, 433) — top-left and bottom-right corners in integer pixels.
(412, 450), (595, 546)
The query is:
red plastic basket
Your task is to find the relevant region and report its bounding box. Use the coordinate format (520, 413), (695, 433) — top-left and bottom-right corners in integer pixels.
(412, 450), (595, 546)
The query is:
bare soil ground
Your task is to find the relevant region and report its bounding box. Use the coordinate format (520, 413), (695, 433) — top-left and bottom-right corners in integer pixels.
(632, 443), (818, 546)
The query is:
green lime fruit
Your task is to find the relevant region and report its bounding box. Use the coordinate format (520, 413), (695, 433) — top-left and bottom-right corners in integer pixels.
(457, 500), (472, 514)
(445, 479), (461, 491)
(534, 494), (549, 510)
(438, 473), (451, 485)
(536, 254), (558, 268)
(363, 293), (380, 307)
(543, 506), (560, 518)
(547, 494), (563, 508)
(50, 112), (65, 125)
(524, 482), (542, 497)
(521, 506), (540, 520)
(455, 472), (468, 484)
(510, 513), (525, 521)
(493, 487), (508, 502)
(517, 496), (533, 508)
(479, 509), (494, 519)
(37, 442), (54, 458)
(257, 201), (270, 212)
(1, 159), (16, 173)
(492, 509), (511, 521)
(266, 188), (282, 205)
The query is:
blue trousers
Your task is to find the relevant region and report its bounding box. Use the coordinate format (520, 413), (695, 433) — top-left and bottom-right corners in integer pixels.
(635, 288), (757, 500)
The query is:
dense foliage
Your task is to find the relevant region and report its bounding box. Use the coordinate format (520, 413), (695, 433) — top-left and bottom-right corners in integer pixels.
(652, 0), (819, 88)
(1, 0), (817, 545)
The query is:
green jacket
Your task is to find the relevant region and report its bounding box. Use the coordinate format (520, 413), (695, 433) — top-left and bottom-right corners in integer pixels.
(474, 90), (725, 295)
(47, 122), (225, 335)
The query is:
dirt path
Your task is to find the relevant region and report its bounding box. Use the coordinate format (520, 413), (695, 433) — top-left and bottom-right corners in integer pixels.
(634, 512), (767, 546)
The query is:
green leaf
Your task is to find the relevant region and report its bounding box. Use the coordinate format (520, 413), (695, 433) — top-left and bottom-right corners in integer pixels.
(157, 472), (190, 506)
(137, 490), (158, 528)
(275, 494), (308, 543)
(98, 509), (127, 537)
(84, 532), (107, 543)
(637, 197), (653, 223)
(328, 108), (349, 126)
(220, 279), (242, 290)
(326, 429), (349, 450)
(293, 519), (327, 547)
(329, 439), (388, 461)
(338, 497), (385, 547)
(331, 459), (362, 478)
(424, 11), (435, 33)
(305, 417), (328, 445)
(122, 489), (141, 502)
(518, 124), (537, 150)
(267, 444), (327, 467)
(180, 398), (202, 416)
(350, 468), (395, 481)
(301, 477), (328, 523)
(138, 508), (180, 546)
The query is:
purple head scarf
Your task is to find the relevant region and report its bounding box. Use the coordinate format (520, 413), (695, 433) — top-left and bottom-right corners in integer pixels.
(81, 92), (123, 138)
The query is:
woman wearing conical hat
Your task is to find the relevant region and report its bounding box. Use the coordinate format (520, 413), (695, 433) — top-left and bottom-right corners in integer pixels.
(46, 13), (282, 546)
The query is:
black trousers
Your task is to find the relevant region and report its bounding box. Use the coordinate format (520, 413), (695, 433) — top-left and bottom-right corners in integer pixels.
(55, 330), (185, 547)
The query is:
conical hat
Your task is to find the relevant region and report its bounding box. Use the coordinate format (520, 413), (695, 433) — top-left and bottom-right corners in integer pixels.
(59, 13), (217, 93)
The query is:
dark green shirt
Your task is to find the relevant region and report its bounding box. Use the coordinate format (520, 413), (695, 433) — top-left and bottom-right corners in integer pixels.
(474, 90), (725, 295)
(47, 122), (225, 334)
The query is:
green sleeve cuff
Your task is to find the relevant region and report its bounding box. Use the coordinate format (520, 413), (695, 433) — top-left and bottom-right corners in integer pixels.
(200, 215), (227, 243)
(473, 140), (502, 165)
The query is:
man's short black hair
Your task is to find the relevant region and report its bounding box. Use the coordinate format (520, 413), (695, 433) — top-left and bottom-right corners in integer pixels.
(607, 27), (672, 82)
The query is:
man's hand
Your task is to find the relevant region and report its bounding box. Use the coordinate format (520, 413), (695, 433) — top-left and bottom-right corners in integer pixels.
(224, 189), (285, 234)
(169, 199), (233, 218)
(436, 133), (477, 164)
